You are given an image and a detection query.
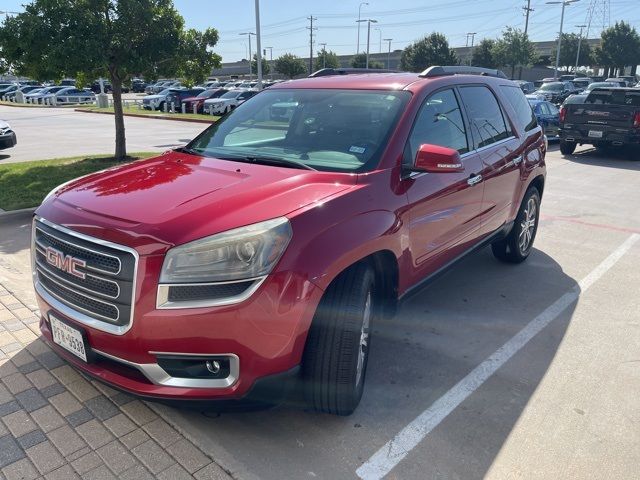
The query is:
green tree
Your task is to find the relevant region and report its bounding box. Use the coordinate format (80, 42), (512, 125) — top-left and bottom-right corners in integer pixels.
(550, 33), (593, 72)
(0, 0), (220, 160)
(251, 54), (270, 75)
(471, 39), (497, 68)
(492, 27), (537, 78)
(350, 53), (384, 69)
(400, 33), (458, 72)
(314, 49), (340, 71)
(274, 53), (306, 79)
(598, 21), (640, 76)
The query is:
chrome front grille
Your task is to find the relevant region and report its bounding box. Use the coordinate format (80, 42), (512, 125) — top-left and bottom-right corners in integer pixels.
(33, 218), (137, 333)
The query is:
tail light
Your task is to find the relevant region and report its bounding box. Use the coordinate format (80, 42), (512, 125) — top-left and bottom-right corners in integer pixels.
(559, 106), (567, 123)
(633, 111), (640, 128)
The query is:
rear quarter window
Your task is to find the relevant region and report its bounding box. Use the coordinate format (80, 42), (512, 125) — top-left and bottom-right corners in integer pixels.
(500, 85), (538, 132)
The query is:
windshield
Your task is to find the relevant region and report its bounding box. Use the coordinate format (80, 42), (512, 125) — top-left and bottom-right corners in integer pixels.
(220, 91), (240, 99)
(158, 88), (173, 95)
(197, 90), (215, 98)
(539, 83), (562, 92)
(187, 88), (410, 173)
(587, 82), (613, 90)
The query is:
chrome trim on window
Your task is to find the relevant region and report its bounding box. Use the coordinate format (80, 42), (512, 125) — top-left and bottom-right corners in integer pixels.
(156, 276), (267, 309)
(33, 216), (139, 336)
(93, 349), (240, 389)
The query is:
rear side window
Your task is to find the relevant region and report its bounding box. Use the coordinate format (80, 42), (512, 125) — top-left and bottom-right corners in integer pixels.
(501, 85), (538, 132)
(406, 88), (469, 164)
(586, 90), (640, 106)
(459, 86), (510, 149)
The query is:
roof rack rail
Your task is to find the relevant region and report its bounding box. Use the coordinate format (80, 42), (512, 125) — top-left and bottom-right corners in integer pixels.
(419, 66), (507, 79)
(308, 67), (399, 78)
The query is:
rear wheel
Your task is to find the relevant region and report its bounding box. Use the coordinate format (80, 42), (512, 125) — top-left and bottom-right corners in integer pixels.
(492, 187), (541, 264)
(302, 263), (376, 416)
(560, 140), (576, 155)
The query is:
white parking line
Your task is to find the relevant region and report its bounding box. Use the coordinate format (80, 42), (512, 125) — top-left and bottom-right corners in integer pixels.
(356, 233), (640, 480)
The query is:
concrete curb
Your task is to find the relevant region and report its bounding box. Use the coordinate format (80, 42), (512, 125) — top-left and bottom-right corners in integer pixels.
(74, 108), (217, 124)
(0, 206), (37, 218)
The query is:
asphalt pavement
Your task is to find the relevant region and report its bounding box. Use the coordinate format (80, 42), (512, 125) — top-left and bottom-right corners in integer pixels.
(1, 144), (639, 479)
(0, 106), (206, 163)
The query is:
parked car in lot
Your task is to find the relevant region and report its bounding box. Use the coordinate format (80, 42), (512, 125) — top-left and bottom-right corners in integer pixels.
(571, 77), (593, 90)
(559, 87), (640, 154)
(131, 79), (147, 93)
(604, 78), (628, 88)
(514, 80), (535, 94)
(0, 120), (16, 149)
(33, 66), (546, 415)
(583, 81), (619, 93)
(4, 85), (43, 101)
(164, 88), (205, 110)
(615, 76), (637, 87)
(533, 81), (573, 104)
(202, 89), (256, 114)
(24, 86), (67, 103)
(0, 85), (20, 97)
(528, 99), (560, 139)
(45, 87), (95, 105)
(142, 87), (185, 110)
(182, 88), (229, 113)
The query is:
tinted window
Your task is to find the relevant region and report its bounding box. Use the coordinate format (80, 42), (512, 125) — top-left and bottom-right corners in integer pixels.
(501, 85), (537, 132)
(459, 86), (510, 148)
(407, 89), (468, 164)
(547, 103), (559, 115)
(586, 89), (640, 106)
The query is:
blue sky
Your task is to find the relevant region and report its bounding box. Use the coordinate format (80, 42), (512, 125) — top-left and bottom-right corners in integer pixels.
(3, 0), (639, 62)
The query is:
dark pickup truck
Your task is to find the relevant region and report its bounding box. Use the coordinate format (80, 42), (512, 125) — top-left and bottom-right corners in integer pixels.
(559, 87), (640, 155)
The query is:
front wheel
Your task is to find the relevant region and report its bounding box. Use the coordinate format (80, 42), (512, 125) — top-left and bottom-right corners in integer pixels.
(560, 140), (576, 155)
(302, 263), (376, 416)
(492, 187), (541, 264)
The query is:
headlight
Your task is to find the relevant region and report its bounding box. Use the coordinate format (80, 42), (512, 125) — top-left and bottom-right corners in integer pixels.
(159, 217), (292, 284)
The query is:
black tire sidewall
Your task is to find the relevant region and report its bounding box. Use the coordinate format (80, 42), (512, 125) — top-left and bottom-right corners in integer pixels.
(512, 188), (541, 260)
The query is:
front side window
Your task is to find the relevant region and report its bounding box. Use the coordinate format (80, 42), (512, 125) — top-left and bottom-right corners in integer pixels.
(188, 89), (410, 173)
(406, 88), (468, 164)
(501, 85), (537, 132)
(459, 86), (510, 148)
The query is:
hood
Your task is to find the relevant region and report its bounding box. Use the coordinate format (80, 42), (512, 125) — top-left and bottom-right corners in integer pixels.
(37, 151), (356, 249)
(205, 98), (228, 104)
(144, 94), (164, 101)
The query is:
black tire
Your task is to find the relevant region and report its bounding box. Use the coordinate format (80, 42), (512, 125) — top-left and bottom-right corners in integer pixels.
(492, 187), (541, 264)
(302, 263), (376, 416)
(560, 140), (576, 155)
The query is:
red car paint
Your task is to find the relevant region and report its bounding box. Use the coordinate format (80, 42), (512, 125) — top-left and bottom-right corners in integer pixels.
(33, 72), (546, 402)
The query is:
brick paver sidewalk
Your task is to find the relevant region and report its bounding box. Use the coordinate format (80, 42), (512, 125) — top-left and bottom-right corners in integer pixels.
(0, 282), (230, 480)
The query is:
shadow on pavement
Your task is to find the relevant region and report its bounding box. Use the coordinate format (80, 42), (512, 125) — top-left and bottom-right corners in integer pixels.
(158, 246), (578, 480)
(0, 212), (33, 257)
(565, 145), (640, 169)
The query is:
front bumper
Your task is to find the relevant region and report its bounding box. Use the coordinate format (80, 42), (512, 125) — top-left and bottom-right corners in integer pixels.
(35, 264), (323, 402)
(560, 125), (640, 145)
(0, 131), (17, 149)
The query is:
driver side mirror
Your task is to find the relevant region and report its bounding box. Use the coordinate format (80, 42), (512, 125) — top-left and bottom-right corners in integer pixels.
(405, 144), (465, 175)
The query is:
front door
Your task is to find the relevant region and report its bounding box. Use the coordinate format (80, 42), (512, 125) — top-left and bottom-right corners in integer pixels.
(404, 88), (485, 283)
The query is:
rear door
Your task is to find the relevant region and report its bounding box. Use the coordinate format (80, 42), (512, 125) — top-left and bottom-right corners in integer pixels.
(458, 85), (523, 235)
(404, 87), (485, 280)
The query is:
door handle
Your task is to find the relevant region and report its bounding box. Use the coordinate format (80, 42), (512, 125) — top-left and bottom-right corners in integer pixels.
(513, 155), (524, 166)
(467, 174), (483, 186)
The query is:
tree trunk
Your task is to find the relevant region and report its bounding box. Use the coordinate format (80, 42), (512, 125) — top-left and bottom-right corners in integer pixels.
(110, 74), (127, 161)
(511, 65), (515, 79)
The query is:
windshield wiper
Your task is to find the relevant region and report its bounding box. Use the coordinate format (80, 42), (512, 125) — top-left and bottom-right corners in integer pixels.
(174, 146), (201, 156)
(217, 154), (317, 171)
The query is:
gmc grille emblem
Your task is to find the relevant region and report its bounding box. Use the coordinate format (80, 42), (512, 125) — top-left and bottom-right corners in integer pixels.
(45, 247), (86, 279)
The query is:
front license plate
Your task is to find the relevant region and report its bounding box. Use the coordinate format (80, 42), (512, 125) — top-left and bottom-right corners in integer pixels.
(588, 130), (604, 138)
(50, 315), (88, 362)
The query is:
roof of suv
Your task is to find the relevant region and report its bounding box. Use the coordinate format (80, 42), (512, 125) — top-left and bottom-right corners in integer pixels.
(270, 71), (513, 93)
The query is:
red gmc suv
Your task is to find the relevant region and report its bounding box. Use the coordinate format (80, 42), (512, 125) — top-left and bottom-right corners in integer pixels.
(32, 66), (546, 415)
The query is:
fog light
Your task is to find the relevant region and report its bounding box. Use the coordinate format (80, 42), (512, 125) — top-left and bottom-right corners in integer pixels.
(206, 360), (221, 374)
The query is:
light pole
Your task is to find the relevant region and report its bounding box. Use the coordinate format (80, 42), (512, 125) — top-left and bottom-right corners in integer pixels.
(356, 2), (369, 54)
(466, 32), (476, 66)
(320, 43), (327, 69)
(383, 38), (393, 69)
(265, 46), (273, 80)
(575, 24), (587, 73)
(357, 19), (377, 68)
(239, 32), (256, 80)
(254, 0), (263, 90)
(546, 0), (580, 80)
(374, 27), (382, 53)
